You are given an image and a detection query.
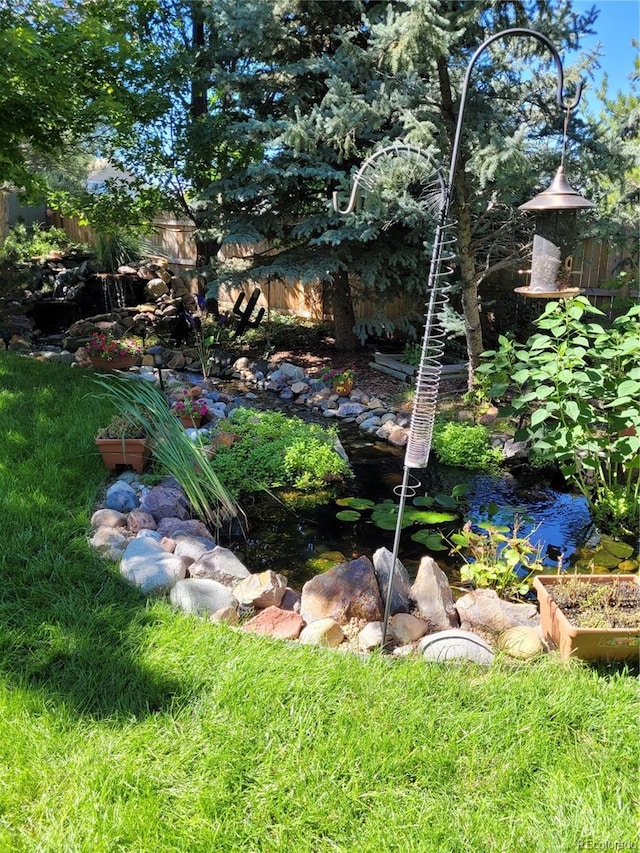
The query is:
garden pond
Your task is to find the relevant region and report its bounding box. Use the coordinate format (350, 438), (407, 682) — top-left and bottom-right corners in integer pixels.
(232, 417), (635, 590)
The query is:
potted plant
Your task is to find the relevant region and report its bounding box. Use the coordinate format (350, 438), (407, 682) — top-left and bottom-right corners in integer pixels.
(320, 366), (356, 396)
(85, 332), (142, 372)
(95, 414), (151, 473)
(533, 574), (640, 662)
(171, 397), (209, 428)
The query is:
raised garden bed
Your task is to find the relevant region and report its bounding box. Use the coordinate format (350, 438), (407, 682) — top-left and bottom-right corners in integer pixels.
(370, 352), (468, 383)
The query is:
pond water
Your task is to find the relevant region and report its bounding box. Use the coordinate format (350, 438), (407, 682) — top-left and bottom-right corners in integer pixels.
(235, 417), (598, 588)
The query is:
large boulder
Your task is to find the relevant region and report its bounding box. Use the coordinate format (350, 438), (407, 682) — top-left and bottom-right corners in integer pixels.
(232, 571), (287, 609)
(300, 556), (383, 626)
(169, 578), (237, 615)
(140, 483), (190, 522)
(240, 606), (304, 640)
(455, 589), (539, 635)
(189, 546), (251, 586)
(120, 537), (187, 594)
(372, 547), (412, 615)
(411, 556), (459, 630)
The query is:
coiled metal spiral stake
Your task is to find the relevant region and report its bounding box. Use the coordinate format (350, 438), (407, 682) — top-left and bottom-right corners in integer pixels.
(332, 143), (450, 647)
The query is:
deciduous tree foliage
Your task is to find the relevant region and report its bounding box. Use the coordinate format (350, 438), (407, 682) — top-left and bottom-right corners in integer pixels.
(7, 0), (634, 368)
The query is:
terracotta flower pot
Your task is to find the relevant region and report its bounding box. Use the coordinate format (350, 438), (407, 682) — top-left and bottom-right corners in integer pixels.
(95, 437), (151, 473)
(333, 381), (353, 396)
(533, 574), (640, 662)
(89, 354), (136, 372)
(177, 414), (203, 428)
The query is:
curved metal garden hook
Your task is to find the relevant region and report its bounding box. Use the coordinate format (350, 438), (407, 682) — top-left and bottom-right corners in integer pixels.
(332, 143), (446, 215)
(447, 28), (584, 200)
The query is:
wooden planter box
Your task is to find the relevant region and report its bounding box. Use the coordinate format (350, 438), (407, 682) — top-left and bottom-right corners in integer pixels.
(95, 437), (151, 473)
(533, 575), (640, 662)
(370, 352), (468, 383)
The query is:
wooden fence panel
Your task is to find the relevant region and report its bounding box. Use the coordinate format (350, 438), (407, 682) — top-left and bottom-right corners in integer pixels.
(47, 209), (636, 320)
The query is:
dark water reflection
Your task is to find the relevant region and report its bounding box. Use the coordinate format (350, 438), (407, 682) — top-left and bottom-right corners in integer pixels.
(236, 417), (597, 587)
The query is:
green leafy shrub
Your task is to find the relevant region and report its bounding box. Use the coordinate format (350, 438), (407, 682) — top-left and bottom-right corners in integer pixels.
(0, 222), (71, 266)
(432, 421), (502, 471)
(449, 520), (545, 599)
(480, 297), (640, 537)
(209, 408), (351, 497)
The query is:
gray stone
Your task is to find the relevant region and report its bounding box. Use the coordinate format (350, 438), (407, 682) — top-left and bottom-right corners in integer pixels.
(173, 535), (215, 562)
(359, 417), (382, 433)
(277, 362), (305, 381)
(418, 629), (495, 665)
(300, 556), (383, 626)
(299, 618), (345, 647)
(104, 481), (139, 513)
(372, 547), (412, 615)
(156, 518), (214, 541)
(358, 621), (384, 651)
(140, 484), (189, 522)
(91, 508), (127, 529)
(411, 556), (459, 630)
(389, 613), (429, 644)
(189, 546), (251, 586)
(89, 527), (129, 561)
(280, 587), (302, 613)
(126, 510), (157, 534)
(335, 402), (367, 418)
(169, 578), (237, 615)
(455, 589), (539, 635)
(233, 570), (287, 609)
(498, 626), (544, 660)
(120, 537), (187, 594)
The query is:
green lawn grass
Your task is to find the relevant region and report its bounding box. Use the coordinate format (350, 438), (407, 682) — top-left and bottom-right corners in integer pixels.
(0, 352), (637, 852)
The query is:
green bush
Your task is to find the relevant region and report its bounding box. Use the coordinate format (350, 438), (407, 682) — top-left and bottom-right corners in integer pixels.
(432, 421), (502, 471)
(0, 222), (71, 266)
(209, 407), (352, 497)
(479, 297), (640, 537)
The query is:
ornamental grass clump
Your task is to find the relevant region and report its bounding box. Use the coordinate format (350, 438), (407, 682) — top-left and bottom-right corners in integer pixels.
(93, 376), (237, 530)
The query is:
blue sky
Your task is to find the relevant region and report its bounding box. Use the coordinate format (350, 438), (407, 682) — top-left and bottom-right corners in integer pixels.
(572, 0), (639, 103)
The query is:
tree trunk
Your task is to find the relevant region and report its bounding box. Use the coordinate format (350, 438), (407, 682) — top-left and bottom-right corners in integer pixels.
(328, 270), (358, 351)
(456, 197), (483, 391)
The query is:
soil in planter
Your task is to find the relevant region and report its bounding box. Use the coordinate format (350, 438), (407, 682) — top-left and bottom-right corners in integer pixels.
(548, 577), (640, 630)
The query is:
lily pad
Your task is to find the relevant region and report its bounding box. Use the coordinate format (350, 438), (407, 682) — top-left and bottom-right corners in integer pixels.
(410, 530), (448, 550)
(412, 496), (434, 507)
(404, 508), (459, 525)
(336, 510), (361, 522)
(372, 502), (413, 530)
(336, 497), (376, 510)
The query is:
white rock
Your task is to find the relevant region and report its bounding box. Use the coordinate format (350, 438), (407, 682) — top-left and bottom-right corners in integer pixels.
(120, 538), (187, 594)
(170, 578), (237, 615)
(418, 629), (494, 666)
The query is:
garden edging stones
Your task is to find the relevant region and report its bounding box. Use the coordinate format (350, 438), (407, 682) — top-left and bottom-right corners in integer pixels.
(88, 474), (543, 665)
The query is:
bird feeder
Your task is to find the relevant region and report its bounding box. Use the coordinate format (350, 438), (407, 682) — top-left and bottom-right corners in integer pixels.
(515, 123), (595, 298)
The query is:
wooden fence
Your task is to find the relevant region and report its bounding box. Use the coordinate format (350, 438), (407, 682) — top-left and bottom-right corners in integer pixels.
(47, 209), (637, 322)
